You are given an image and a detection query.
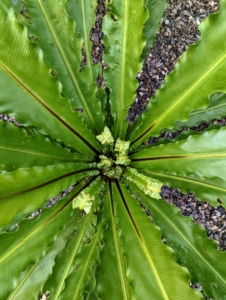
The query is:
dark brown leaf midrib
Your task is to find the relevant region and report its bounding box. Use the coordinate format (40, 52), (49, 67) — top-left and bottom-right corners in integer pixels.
(46, 176), (97, 224)
(130, 123), (155, 146)
(0, 62), (99, 155)
(131, 153), (226, 162)
(0, 167), (97, 201)
(131, 155), (187, 162)
(115, 181), (141, 240)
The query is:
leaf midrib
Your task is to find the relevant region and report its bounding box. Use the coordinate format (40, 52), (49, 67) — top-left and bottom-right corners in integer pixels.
(0, 197), (70, 266)
(132, 50), (226, 144)
(118, 183), (169, 300)
(155, 52), (226, 128)
(53, 215), (92, 299)
(117, 0), (128, 138)
(7, 263), (38, 300)
(72, 223), (102, 300)
(0, 145), (77, 162)
(151, 200), (226, 288)
(190, 101), (226, 116)
(141, 169), (226, 193)
(37, 0), (97, 132)
(0, 179), (93, 268)
(110, 183), (130, 299)
(0, 167), (94, 201)
(132, 153), (226, 161)
(138, 238), (169, 300)
(0, 62), (99, 155)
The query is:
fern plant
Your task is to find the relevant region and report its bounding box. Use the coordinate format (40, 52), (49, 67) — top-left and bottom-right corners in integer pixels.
(1, 0), (226, 299)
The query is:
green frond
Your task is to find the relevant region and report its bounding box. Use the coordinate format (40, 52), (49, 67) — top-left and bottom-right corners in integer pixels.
(132, 183), (226, 299)
(130, 127), (226, 206)
(129, 0), (226, 147)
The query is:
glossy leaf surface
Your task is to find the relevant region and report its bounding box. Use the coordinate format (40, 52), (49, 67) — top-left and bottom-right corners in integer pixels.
(66, 0), (102, 81)
(176, 92), (226, 129)
(0, 121), (92, 172)
(98, 182), (202, 299)
(0, 163), (97, 229)
(103, 0), (148, 139)
(20, 0), (104, 134)
(7, 209), (81, 300)
(0, 1), (100, 155)
(0, 183), (86, 299)
(129, 0), (226, 147)
(43, 202), (104, 300)
(130, 127), (226, 207)
(130, 183), (226, 299)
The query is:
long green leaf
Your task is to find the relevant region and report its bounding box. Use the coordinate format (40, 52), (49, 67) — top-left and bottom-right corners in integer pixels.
(142, 0), (168, 59)
(98, 181), (201, 299)
(64, 0), (108, 115)
(57, 220), (103, 300)
(176, 92), (226, 128)
(42, 211), (99, 299)
(130, 127), (226, 207)
(0, 121), (93, 172)
(0, 163), (97, 228)
(131, 184), (226, 299)
(129, 0), (226, 147)
(19, 0), (104, 134)
(0, 0), (100, 155)
(66, 0), (102, 81)
(7, 209), (81, 300)
(0, 182), (88, 299)
(102, 0), (148, 139)
(97, 182), (132, 300)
